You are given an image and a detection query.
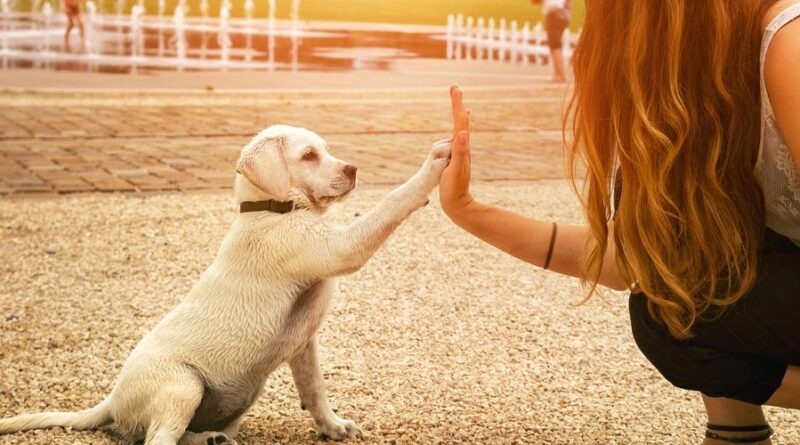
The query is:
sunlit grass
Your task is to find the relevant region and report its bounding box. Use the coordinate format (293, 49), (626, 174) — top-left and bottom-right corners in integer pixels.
(26, 0), (584, 29)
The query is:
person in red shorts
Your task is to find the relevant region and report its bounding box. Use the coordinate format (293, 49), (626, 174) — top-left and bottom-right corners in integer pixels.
(63, 0), (85, 53)
(532, 0), (572, 82)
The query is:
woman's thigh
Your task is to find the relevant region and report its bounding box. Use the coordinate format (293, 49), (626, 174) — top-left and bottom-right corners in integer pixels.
(690, 252), (800, 364)
(629, 293), (787, 404)
(628, 251), (800, 404)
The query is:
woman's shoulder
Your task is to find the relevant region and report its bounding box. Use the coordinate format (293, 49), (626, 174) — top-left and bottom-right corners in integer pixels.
(763, 0), (800, 93)
(764, 7), (800, 91)
(763, 0), (800, 31)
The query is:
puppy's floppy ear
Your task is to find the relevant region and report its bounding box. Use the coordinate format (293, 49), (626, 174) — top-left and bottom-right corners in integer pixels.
(236, 136), (290, 201)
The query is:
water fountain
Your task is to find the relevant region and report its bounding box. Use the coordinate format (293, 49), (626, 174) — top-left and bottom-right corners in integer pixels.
(218, 0), (231, 69)
(0, 0), (322, 73)
(291, 0), (301, 28)
(172, 0), (186, 71)
(85, 0), (97, 59)
(244, 0), (253, 61)
(115, 0), (124, 55)
(267, 0), (275, 70)
(130, 2), (144, 72)
(446, 14), (453, 60)
(84, 0), (102, 71)
(290, 0), (300, 71)
(130, 3), (143, 58)
(157, 0), (165, 57)
(27, 0), (35, 31)
(41, 0), (52, 67)
(1, 0), (9, 68)
(199, 0), (208, 59)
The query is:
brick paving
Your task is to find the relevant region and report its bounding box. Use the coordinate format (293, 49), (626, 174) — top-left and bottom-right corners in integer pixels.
(0, 87), (570, 195)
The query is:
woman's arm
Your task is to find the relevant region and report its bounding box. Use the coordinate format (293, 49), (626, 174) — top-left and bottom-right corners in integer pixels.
(440, 85), (628, 291)
(765, 18), (800, 173)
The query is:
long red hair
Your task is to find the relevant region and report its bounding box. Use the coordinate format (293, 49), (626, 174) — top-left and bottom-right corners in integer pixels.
(567, 0), (775, 339)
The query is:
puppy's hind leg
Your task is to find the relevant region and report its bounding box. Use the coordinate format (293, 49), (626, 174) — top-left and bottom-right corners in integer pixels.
(141, 373), (204, 445)
(290, 336), (359, 441)
(177, 401), (244, 445)
(221, 416), (242, 439)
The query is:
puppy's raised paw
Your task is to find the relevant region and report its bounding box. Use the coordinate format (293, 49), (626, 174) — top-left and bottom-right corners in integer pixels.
(430, 138), (453, 160)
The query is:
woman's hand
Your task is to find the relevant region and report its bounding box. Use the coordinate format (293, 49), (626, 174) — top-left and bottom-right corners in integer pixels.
(439, 85), (475, 219)
(434, 88), (628, 290)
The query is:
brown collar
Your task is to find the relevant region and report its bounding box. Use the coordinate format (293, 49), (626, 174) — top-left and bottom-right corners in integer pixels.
(240, 200), (297, 214)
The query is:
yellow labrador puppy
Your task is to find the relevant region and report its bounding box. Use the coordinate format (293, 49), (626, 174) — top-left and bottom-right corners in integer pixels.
(0, 125), (452, 445)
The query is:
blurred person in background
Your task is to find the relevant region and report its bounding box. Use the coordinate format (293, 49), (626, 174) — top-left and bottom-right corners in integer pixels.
(63, 0), (85, 53)
(442, 0), (800, 442)
(532, 0), (571, 82)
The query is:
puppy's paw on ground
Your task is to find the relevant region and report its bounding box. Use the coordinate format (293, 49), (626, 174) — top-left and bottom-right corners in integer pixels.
(180, 431), (237, 445)
(206, 435), (237, 445)
(317, 417), (360, 441)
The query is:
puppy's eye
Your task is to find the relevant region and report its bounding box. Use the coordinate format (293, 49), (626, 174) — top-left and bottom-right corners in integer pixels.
(301, 150), (318, 162)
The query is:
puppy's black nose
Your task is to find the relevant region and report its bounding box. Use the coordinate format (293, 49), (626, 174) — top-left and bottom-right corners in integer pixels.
(343, 164), (357, 179)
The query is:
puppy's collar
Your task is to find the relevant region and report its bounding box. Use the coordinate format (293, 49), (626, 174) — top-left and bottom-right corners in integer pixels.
(240, 200), (299, 214)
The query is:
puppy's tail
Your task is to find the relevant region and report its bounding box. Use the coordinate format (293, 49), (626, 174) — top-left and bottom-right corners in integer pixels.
(0, 397), (112, 435)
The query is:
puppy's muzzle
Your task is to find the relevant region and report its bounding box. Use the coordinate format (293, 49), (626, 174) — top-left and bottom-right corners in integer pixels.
(331, 164), (357, 194)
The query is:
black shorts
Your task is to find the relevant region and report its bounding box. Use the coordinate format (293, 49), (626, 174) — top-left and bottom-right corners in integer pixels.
(629, 228), (800, 405)
(545, 11), (569, 50)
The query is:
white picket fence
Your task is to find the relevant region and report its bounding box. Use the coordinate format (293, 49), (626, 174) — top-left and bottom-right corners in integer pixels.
(445, 13), (577, 65)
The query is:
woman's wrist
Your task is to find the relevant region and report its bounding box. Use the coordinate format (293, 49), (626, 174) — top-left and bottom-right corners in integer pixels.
(443, 196), (479, 225)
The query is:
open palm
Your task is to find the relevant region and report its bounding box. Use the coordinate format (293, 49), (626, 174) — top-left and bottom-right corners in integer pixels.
(439, 85), (474, 216)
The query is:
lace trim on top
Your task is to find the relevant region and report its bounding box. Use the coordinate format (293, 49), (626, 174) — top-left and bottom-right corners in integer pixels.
(756, 3), (800, 246)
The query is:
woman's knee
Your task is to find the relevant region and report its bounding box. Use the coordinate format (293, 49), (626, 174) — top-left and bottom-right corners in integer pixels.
(629, 294), (712, 391)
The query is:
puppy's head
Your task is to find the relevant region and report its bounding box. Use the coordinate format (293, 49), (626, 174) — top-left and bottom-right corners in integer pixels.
(235, 125), (357, 211)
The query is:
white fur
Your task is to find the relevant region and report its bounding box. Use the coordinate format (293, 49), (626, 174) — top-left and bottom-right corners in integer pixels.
(0, 125), (452, 445)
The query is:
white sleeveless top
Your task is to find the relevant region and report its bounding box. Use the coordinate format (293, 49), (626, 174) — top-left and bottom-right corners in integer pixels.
(755, 3), (800, 246)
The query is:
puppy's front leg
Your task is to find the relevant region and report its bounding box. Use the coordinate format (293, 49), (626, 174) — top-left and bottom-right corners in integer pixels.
(335, 139), (451, 272)
(289, 336), (359, 441)
(348, 138), (450, 256)
(293, 140), (451, 278)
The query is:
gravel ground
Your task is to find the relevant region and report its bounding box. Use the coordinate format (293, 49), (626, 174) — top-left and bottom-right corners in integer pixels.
(1, 181), (797, 445)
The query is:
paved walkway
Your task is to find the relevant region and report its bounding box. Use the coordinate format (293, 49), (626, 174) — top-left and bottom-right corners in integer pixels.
(0, 86), (570, 195)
